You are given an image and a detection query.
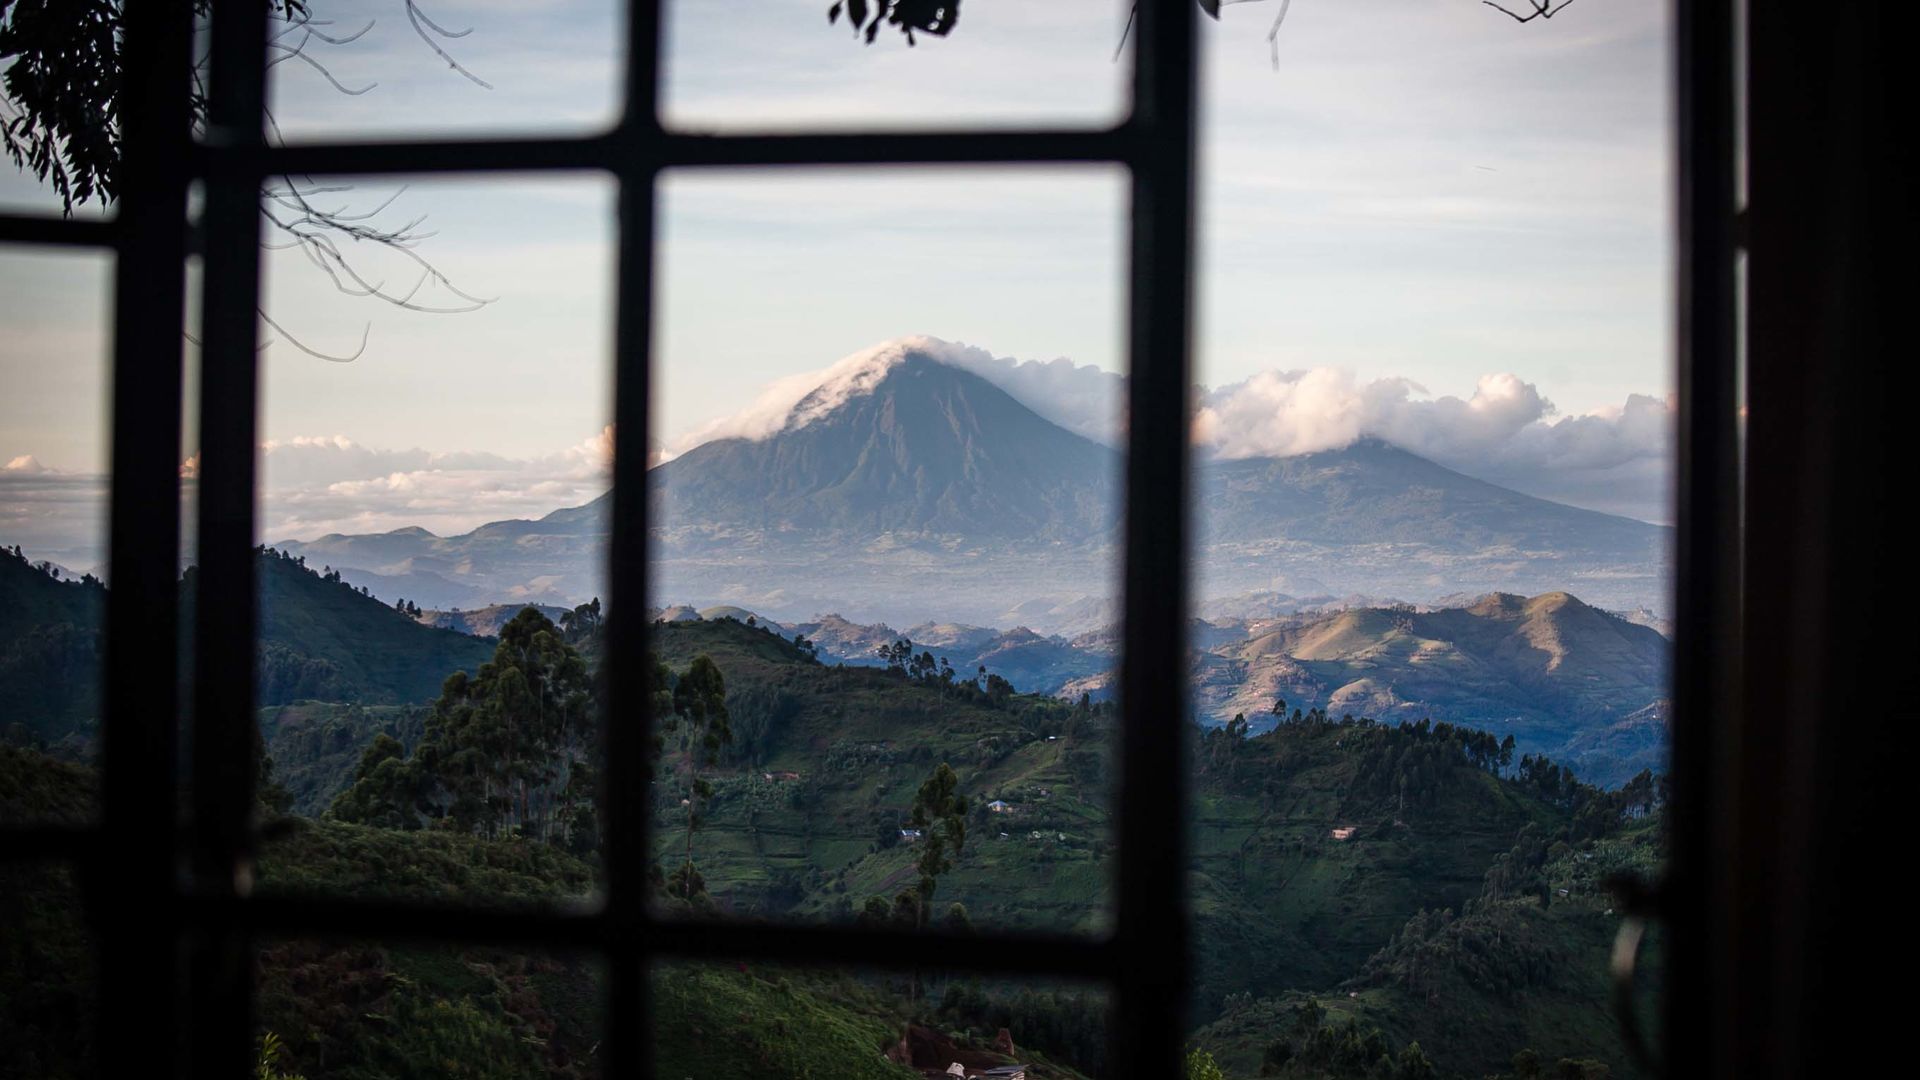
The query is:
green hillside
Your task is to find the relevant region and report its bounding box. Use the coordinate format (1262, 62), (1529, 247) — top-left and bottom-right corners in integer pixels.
(1193, 818), (1663, 1079)
(258, 702), (428, 817)
(2, 610), (1665, 1080)
(239, 549), (498, 706)
(0, 547), (106, 745)
(1, 547), (498, 749)
(650, 617), (1114, 932)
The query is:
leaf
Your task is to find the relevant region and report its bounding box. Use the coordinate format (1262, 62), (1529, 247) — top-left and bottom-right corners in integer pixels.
(849, 0), (869, 29)
(828, 2), (842, 24)
(1198, 0), (1222, 18)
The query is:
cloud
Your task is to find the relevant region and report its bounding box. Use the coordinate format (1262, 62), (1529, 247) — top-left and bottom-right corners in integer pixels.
(1194, 367), (1672, 521)
(0, 467), (109, 569)
(1195, 368), (1558, 463)
(255, 429), (620, 540)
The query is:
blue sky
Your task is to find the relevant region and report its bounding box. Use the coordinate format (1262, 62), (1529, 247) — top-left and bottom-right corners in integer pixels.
(1, 0), (1673, 564)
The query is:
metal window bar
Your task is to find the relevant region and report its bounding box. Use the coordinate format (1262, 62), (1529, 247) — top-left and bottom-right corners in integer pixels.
(0, 2), (1746, 1078)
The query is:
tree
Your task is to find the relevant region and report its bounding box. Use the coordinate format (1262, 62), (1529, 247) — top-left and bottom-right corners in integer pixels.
(828, 1), (1573, 70)
(2, 1), (492, 358)
(327, 607), (593, 840)
(557, 597), (602, 644)
(666, 653), (731, 900)
(942, 901), (973, 934)
(908, 762), (968, 929)
(1184, 1047), (1226, 1080)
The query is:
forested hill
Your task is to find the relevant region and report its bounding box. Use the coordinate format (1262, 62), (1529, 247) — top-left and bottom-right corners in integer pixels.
(4, 609), (1664, 1080)
(1, 546), (496, 748)
(0, 546), (105, 745)
(231, 548), (496, 705)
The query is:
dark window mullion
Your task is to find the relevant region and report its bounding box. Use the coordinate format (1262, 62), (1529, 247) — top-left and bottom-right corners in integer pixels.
(208, 127), (1135, 179)
(98, 2), (197, 1076)
(190, 0), (273, 1075)
(1667, 0), (1740, 1077)
(1112, 3), (1199, 1079)
(0, 216), (119, 247)
(604, 1), (664, 1076)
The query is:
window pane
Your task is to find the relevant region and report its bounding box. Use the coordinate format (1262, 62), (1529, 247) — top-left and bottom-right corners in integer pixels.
(1188, 3), (1673, 1076)
(245, 175), (614, 907)
(649, 167), (1125, 935)
(0, 172), (117, 220)
(0, 248), (112, 818)
(662, 2), (1132, 132)
(258, 939), (602, 1078)
(0, 861), (100, 1077)
(650, 961), (1110, 1080)
(259, 0), (624, 141)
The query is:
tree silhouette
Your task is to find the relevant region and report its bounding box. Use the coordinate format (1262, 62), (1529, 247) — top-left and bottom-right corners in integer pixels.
(666, 653), (731, 900)
(831, 0), (1571, 67)
(1, 1), (492, 359)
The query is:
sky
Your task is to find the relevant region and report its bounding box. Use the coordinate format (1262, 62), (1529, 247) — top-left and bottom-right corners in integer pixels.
(0, 0), (1673, 567)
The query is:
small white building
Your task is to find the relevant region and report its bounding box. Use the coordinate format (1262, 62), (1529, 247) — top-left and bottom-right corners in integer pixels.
(987, 799), (1013, 814)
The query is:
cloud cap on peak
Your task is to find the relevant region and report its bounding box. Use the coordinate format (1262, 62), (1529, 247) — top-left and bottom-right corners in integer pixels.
(667, 335), (1124, 453)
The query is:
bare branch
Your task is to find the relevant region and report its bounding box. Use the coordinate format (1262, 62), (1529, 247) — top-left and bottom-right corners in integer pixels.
(405, 1), (495, 89)
(1482, 0), (1577, 24)
(257, 309), (372, 363)
(266, 39), (378, 95)
(1266, 0), (1294, 69)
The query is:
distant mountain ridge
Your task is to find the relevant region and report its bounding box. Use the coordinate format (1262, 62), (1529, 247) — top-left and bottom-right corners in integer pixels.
(665, 588), (1668, 786)
(274, 342), (1670, 629)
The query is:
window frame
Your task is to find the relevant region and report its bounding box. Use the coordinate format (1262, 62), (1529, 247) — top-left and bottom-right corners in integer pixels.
(0, 2), (1740, 1077)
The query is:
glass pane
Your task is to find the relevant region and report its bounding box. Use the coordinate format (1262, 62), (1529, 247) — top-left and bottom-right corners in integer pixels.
(0, 861), (100, 1077)
(662, 1), (1132, 132)
(1187, 2), (1674, 1077)
(0, 170), (117, 220)
(259, 0), (624, 141)
(258, 940), (602, 1078)
(651, 961), (1109, 1080)
(0, 248), (111, 817)
(649, 166), (1125, 935)
(244, 175), (613, 907)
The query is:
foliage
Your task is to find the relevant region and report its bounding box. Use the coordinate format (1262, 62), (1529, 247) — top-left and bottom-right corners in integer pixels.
(939, 981), (1107, 1076)
(827, 0), (959, 47)
(1187, 1046), (1227, 1080)
(256, 1032), (308, 1080)
(666, 652), (732, 897)
(328, 607), (594, 843)
(0, 544), (105, 745)
(653, 965), (915, 1080)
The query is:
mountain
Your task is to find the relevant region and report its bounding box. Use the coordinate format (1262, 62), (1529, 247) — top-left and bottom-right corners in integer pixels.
(1188, 591), (1668, 787)
(416, 602), (572, 638)
(655, 351), (1116, 543)
(273, 342), (1669, 629)
(0, 548), (499, 748)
